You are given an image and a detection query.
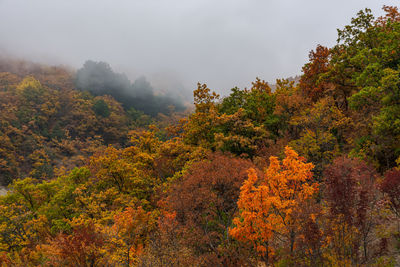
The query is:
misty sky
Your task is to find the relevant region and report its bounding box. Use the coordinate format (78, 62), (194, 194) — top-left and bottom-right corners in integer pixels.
(0, 0), (398, 95)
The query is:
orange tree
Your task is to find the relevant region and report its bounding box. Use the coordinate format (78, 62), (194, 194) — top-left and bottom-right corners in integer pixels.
(229, 146), (318, 263)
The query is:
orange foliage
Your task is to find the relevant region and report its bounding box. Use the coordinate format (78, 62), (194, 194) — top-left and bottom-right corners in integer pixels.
(230, 146), (318, 262)
(43, 219), (104, 267)
(110, 206), (155, 266)
(376, 5), (400, 26)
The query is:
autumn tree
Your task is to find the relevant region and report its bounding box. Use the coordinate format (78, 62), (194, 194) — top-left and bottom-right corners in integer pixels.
(219, 78), (281, 141)
(88, 145), (155, 200)
(182, 83), (220, 149)
(379, 168), (400, 258)
(138, 211), (197, 267)
(289, 97), (353, 178)
(42, 218), (105, 267)
(299, 45), (331, 102)
(106, 206), (155, 266)
(164, 152), (257, 265)
(230, 146), (318, 263)
(323, 156), (379, 264)
(273, 79), (307, 139)
(380, 168), (400, 219)
(184, 79), (282, 157)
(153, 137), (207, 183)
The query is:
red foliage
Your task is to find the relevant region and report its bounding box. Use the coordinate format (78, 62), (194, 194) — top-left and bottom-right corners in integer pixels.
(300, 45), (331, 102)
(324, 157), (376, 224)
(164, 152), (258, 265)
(324, 156), (378, 262)
(44, 221), (104, 267)
(380, 169), (400, 217)
(0, 252), (11, 265)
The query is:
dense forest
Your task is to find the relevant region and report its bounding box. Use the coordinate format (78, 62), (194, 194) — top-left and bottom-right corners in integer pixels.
(0, 5), (399, 266)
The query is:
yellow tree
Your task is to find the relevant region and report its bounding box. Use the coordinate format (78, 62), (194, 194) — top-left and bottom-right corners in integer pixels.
(230, 146), (318, 263)
(106, 206), (155, 266)
(183, 83), (220, 148)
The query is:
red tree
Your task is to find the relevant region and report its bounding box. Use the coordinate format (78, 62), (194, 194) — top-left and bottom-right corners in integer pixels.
(324, 156), (378, 263)
(300, 45), (331, 102)
(380, 169), (400, 218)
(164, 152), (258, 265)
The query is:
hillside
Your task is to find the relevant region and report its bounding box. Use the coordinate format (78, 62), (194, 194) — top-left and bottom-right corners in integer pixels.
(0, 5), (399, 266)
(0, 59), (186, 186)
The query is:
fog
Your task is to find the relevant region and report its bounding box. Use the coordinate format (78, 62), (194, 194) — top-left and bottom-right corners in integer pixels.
(0, 0), (398, 96)
(76, 60), (185, 115)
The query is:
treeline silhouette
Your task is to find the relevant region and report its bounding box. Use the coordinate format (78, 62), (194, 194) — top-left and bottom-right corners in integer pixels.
(76, 60), (185, 116)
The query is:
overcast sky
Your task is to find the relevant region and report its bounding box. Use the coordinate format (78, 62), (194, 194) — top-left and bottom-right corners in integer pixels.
(0, 0), (398, 95)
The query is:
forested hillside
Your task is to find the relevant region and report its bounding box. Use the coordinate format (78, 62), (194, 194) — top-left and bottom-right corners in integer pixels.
(0, 59), (184, 186)
(0, 6), (399, 266)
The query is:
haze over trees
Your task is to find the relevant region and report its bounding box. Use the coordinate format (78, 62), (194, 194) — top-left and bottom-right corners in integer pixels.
(76, 60), (185, 116)
(0, 5), (399, 266)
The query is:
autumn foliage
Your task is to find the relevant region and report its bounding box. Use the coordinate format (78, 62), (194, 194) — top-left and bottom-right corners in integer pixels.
(230, 146), (317, 263)
(0, 5), (400, 266)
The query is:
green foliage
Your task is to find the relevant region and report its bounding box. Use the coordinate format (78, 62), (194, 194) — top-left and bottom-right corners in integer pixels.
(184, 78), (283, 157)
(219, 87), (246, 115)
(92, 99), (111, 118)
